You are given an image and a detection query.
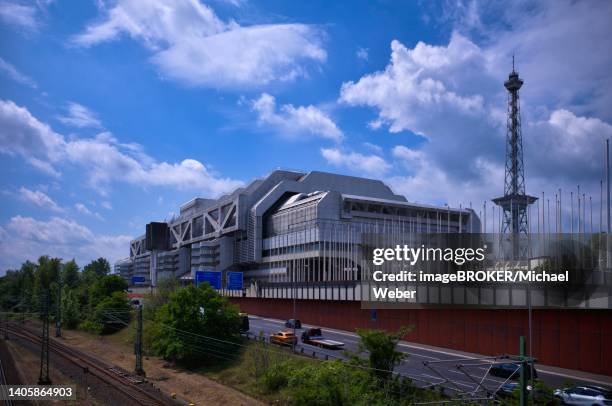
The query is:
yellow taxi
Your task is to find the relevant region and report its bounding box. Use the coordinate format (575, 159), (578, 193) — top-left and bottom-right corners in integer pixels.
(270, 331), (298, 346)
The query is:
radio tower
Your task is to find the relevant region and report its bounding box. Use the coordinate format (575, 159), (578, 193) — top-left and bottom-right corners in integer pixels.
(492, 57), (537, 259)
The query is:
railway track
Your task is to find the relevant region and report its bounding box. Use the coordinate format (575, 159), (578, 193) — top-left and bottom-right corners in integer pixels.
(0, 343), (14, 406)
(6, 323), (172, 406)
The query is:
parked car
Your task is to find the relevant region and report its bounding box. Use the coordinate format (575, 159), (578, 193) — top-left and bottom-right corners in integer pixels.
(270, 331), (298, 346)
(553, 385), (612, 405)
(489, 362), (538, 380)
(285, 319), (302, 329)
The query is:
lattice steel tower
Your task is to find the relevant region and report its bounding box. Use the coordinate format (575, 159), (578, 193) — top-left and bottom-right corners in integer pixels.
(492, 58), (537, 259)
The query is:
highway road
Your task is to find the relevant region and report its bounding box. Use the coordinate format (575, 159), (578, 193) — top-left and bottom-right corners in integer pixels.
(248, 315), (611, 397)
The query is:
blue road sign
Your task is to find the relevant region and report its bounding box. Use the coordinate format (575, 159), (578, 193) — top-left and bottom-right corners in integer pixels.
(195, 270), (221, 290)
(132, 276), (146, 284)
(226, 271), (243, 290)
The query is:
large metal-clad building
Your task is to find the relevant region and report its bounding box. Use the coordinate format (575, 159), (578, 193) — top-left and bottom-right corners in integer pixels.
(116, 169), (478, 298)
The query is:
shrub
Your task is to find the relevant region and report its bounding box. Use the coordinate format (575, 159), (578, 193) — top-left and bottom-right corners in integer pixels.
(261, 361), (290, 393)
(150, 284), (241, 366)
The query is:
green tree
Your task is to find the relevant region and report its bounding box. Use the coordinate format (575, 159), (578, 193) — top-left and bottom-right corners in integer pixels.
(355, 327), (412, 381)
(143, 276), (179, 319)
(61, 289), (81, 329)
(61, 259), (80, 290)
(18, 261), (36, 312)
(32, 256), (61, 310)
(90, 274), (128, 305)
(0, 269), (21, 310)
(82, 291), (132, 334)
(83, 258), (110, 283)
(151, 284), (241, 366)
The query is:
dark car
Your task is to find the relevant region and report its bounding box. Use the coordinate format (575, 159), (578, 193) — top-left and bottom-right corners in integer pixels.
(285, 319), (302, 329)
(490, 363), (537, 380)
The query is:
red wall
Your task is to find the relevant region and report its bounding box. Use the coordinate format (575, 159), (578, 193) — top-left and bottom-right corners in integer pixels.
(231, 298), (612, 377)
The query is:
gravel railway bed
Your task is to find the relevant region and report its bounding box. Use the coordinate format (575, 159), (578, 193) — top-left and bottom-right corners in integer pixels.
(6, 322), (180, 406)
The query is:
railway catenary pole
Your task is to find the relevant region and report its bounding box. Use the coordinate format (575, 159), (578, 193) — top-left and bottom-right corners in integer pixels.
(38, 293), (51, 385)
(135, 304), (145, 376)
(55, 281), (62, 338)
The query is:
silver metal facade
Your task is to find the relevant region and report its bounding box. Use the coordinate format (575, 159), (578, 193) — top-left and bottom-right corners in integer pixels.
(116, 170), (479, 297)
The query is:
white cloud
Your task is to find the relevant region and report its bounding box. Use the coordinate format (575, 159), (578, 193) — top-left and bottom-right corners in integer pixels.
(340, 33), (486, 136)
(74, 202), (104, 220)
(26, 157), (61, 178)
(252, 93), (343, 141)
(321, 147), (390, 177)
(0, 99), (243, 196)
(0, 215), (132, 270)
(19, 187), (64, 213)
(74, 202), (92, 215)
(72, 0), (326, 88)
(388, 145), (503, 207)
(356, 47), (368, 61)
(101, 201), (113, 210)
(58, 102), (102, 128)
(0, 1), (38, 31)
(0, 99), (65, 165)
(339, 3), (612, 210)
(0, 57), (37, 88)
(526, 109), (612, 183)
(455, 0), (612, 121)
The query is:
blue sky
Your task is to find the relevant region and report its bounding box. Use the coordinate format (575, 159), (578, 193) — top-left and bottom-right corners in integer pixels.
(1, 0), (611, 272)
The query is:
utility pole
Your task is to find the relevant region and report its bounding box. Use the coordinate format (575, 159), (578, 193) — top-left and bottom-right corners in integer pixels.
(55, 282), (62, 338)
(134, 305), (145, 376)
(38, 294), (52, 385)
(520, 336), (527, 406)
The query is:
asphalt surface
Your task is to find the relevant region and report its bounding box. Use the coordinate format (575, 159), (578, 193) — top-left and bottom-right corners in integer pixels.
(248, 315), (611, 397)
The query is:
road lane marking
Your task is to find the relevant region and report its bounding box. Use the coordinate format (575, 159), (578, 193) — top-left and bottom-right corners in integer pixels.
(250, 316), (611, 386)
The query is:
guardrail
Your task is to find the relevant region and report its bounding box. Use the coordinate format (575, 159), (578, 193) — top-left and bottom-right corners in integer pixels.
(242, 331), (342, 361)
(240, 330), (470, 398)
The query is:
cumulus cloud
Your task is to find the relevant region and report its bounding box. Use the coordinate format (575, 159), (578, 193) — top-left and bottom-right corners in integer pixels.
(0, 215), (132, 271)
(0, 99), (243, 196)
(58, 102), (102, 128)
(388, 146), (503, 207)
(339, 1), (612, 212)
(19, 187), (64, 213)
(0, 57), (37, 88)
(72, 0), (326, 88)
(340, 33), (487, 137)
(321, 147), (390, 177)
(252, 93), (343, 141)
(458, 0), (612, 121)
